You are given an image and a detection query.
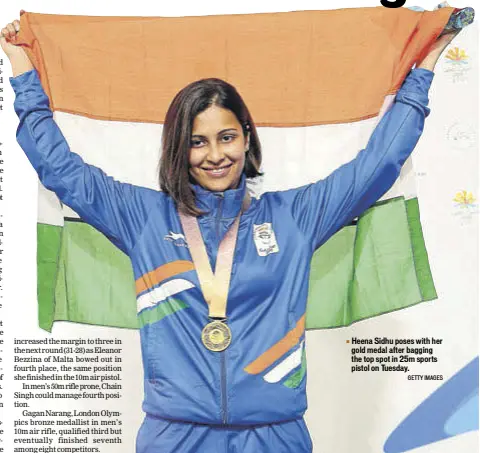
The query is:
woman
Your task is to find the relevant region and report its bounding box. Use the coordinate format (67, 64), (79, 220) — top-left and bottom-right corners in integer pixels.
(1, 17), (460, 453)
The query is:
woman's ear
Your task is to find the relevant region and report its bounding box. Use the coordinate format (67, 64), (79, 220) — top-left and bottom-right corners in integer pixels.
(245, 132), (250, 152)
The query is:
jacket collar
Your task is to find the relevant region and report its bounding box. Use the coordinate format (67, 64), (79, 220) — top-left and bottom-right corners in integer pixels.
(191, 174), (247, 219)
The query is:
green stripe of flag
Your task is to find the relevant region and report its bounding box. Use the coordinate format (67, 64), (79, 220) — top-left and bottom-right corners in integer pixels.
(37, 223), (63, 332)
(306, 196), (436, 329)
(405, 198), (437, 301)
(52, 221), (138, 329)
(37, 196), (436, 331)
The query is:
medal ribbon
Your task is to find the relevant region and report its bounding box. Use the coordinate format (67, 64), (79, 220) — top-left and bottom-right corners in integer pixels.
(178, 192), (251, 319)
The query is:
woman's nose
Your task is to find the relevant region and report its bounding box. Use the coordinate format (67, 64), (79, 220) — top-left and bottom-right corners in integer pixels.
(206, 143), (225, 164)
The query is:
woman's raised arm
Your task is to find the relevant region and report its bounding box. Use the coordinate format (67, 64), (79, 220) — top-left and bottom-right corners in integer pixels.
(2, 20), (158, 255)
(287, 31), (460, 250)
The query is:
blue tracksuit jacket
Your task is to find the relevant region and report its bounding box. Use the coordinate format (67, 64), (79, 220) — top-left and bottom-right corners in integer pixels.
(11, 67), (433, 442)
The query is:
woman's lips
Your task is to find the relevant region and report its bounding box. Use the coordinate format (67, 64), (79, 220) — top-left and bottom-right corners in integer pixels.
(202, 164), (232, 178)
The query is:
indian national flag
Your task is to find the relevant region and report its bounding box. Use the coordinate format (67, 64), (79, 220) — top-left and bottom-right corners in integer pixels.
(15, 7), (452, 332)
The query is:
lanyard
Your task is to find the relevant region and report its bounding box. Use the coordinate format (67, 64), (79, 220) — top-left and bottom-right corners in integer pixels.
(178, 192), (251, 350)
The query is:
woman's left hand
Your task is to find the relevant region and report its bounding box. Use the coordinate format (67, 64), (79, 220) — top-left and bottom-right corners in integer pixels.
(417, 30), (461, 71)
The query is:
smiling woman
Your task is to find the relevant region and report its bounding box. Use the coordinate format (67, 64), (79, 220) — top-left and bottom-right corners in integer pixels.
(159, 77), (262, 215)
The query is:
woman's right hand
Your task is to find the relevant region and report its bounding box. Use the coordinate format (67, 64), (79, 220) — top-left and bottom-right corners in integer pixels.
(1, 20), (22, 57)
(1, 18), (34, 76)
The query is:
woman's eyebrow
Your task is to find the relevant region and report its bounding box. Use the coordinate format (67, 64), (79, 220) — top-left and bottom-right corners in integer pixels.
(191, 128), (239, 138)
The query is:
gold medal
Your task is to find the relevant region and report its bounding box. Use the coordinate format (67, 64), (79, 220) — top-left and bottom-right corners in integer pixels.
(202, 320), (232, 352)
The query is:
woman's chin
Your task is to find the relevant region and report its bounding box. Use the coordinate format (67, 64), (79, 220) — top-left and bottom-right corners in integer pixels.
(201, 179), (235, 192)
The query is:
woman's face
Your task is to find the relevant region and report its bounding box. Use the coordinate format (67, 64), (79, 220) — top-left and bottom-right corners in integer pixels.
(189, 105), (248, 192)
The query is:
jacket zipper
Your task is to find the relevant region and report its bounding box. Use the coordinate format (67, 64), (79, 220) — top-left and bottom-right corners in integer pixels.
(221, 351), (228, 424)
(215, 194), (228, 424)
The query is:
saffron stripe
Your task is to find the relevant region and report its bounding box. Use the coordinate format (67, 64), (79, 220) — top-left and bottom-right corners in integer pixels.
(17, 9), (452, 126)
(137, 279), (195, 314)
(135, 261), (195, 294)
(244, 315), (306, 375)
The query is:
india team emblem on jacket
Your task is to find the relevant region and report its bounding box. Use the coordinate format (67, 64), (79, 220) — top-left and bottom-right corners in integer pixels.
(253, 223), (279, 256)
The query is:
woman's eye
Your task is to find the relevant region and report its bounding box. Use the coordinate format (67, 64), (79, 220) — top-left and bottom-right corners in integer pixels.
(221, 135), (235, 143)
(190, 139), (204, 148)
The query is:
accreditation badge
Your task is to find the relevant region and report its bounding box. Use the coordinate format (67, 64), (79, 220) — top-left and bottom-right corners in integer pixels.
(253, 223), (279, 256)
(202, 320), (232, 352)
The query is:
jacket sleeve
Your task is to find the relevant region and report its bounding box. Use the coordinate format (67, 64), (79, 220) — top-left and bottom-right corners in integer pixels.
(10, 69), (154, 255)
(288, 68), (434, 250)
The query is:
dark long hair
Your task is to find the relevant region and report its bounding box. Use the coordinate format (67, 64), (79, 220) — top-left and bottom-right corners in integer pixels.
(159, 78), (262, 216)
